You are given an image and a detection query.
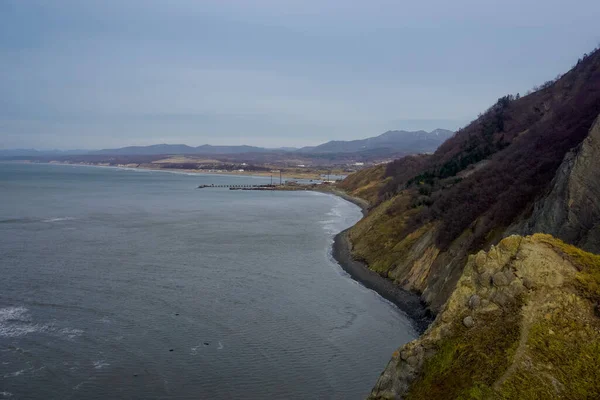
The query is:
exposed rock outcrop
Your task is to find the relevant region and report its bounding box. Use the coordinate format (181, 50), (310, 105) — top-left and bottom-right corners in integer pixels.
(347, 194), (470, 313)
(335, 48), (600, 399)
(369, 235), (600, 399)
(510, 114), (600, 253)
(342, 48), (600, 315)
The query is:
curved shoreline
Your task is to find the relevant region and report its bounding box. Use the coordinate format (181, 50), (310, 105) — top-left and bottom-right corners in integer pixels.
(30, 161), (327, 180)
(326, 190), (433, 334)
(322, 188), (370, 216)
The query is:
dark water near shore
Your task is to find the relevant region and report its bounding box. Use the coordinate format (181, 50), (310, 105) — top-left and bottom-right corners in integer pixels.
(0, 163), (416, 399)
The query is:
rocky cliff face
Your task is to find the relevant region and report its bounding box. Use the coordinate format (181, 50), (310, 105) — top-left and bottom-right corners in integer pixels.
(510, 115), (600, 254)
(343, 49), (600, 313)
(347, 196), (472, 312)
(338, 48), (600, 398)
(369, 235), (600, 399)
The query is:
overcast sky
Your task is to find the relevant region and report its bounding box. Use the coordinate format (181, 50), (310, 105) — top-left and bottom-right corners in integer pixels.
(1, 0), (599, 149)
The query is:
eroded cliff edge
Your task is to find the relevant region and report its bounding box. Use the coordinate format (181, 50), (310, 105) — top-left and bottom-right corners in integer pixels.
(335, 48), (600, 399)
(369, 234), (600, 399)
(338, 49), (600, 314)
(509, 115), (600, 254)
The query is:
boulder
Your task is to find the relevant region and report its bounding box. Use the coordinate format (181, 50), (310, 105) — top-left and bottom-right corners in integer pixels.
(468, 294), (481, 309)
(463, 316), (475, 328)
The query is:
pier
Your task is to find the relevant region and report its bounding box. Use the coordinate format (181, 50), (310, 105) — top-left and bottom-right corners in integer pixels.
(197, 183), (313, 191)
(198, 184), (279, 190)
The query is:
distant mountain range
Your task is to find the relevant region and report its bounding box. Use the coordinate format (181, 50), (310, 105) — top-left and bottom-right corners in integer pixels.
(298, 129), (453, 154)
(0, 129), (454, 158)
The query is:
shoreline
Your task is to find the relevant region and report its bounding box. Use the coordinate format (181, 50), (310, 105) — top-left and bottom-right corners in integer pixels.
(327, 190), (433, 334)
(17, 159), (432, 332)
(29, 161), (333, 181)
(321, 188), (370, 216)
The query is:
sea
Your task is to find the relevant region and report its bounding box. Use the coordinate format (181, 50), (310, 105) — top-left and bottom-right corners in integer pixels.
(0, 163), (416, 399)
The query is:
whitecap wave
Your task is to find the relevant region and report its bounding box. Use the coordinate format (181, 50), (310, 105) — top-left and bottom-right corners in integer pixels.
(190, 344), (202, 355)
(319, 219), (338, 235)
(320, 198), (348, 235)
(0, 323), (50, 338)
(41, 217), (76, 223)
(0, 391), (13, 398)
(60, 328), (83, 340)
(0, 307), (49, 338)
(3, 369), (28, 378)
(93, 360), (110, 369)
(0, 306), (30, 323)
(0, 306), (83, 340)
(326, 205), (343, 218)
(0, 217), (77, 224)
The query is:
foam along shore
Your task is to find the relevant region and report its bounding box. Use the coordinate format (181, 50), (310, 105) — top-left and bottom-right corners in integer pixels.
(328, 190), (433, 333)
(332, 229), (433, 333)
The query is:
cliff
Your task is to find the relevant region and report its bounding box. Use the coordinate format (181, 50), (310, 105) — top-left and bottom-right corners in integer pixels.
(369, 234), (600, 399)
(342, 47), (600, 312)
(336, 47), (600, 399)
(509, 115), (600, 254)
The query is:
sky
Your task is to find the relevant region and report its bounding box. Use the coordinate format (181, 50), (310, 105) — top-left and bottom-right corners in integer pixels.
(1, 0), (599, 150)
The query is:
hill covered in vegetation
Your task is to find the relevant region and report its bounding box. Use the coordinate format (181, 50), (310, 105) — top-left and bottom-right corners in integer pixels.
(339, 47), (600, 312)
(338, 47), (600, 399)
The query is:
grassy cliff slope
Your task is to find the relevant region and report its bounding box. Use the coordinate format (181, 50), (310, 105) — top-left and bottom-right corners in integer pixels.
(369, 235), (600, 399)
(341, 48), (600, 311)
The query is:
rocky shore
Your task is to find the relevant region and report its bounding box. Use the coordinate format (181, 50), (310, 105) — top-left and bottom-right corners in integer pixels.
(327, 189), (433, 334)
(332, 229), (433, 333)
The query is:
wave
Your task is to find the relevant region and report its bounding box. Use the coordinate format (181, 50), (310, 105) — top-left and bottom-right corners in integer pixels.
(42, 217), (76, 223)
(190, 344), (202, 355)
(2, 366), (46, 380)
(60, 328), (84, 340)
(93, 360), (110, 369)
(320, 197), (349, 235)
(0, 306), (82, 339)
(319, 219), (338, 235)
(0, 306), (50, 338)
(3, 369), (27, 378)
(0, 306), (30, 323)
(326, 206), (343, 218)
(0, 217), (76, 224)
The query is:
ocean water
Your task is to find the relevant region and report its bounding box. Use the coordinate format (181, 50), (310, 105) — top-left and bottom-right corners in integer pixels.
(0, 163), (416, 399)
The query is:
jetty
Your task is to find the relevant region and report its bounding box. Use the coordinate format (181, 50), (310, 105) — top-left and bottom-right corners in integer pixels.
(198, 184), (278, 190)
(197, 183), (316, 191)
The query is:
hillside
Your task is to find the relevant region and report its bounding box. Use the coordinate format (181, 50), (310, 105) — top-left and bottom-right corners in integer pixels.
(299, 129), (453, 154)
(3, 129), (452, 168)
(339, 47), (600, 312)
(15, 129), (452, 159)
(369, 234), (600, 399)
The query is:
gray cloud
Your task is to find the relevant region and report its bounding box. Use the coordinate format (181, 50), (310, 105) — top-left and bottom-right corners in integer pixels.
(1, 0), (598, 149)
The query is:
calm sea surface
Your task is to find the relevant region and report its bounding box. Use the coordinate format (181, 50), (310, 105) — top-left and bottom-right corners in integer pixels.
(0, 163), (416, 399)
